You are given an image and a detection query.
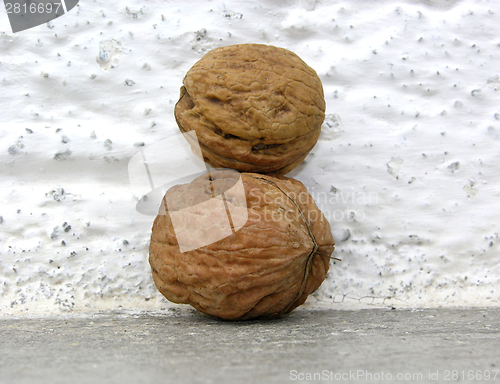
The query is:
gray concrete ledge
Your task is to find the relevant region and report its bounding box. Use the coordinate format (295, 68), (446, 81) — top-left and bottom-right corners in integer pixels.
(1, 308), (499, 384)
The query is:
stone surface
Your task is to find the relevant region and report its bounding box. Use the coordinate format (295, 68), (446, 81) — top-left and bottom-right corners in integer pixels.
(1, 308), (499, 384)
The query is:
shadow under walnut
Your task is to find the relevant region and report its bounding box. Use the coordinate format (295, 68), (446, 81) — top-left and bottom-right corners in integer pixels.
(174, 44), (326, 175)
(149, 171), (335, 321)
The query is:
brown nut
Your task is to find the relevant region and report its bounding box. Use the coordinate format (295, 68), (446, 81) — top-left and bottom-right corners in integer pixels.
(174, 44), (326, 175)
(149, 170), (335, 320)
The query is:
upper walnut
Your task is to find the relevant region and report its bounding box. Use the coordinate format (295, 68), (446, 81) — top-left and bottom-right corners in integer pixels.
(174, 44), (326, 175)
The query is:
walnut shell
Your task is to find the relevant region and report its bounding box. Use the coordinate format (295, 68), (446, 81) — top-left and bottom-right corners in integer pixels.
(174, 44), (326, 175)
(149, 170), (335, 320)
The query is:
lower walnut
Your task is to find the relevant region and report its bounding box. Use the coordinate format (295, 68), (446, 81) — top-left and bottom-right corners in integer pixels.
(149, 171), (335, 320)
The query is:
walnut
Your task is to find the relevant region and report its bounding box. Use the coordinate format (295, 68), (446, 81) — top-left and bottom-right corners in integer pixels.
(149, 170), (335, 320)
(174, 44), (326, 175)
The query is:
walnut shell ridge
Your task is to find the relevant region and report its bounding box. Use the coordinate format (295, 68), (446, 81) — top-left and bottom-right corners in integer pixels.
(149, 171), (335, 320)
(174, 44), (326, 175)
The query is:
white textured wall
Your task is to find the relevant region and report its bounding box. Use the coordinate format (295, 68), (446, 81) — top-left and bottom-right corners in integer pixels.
(1, 0), (499, 316)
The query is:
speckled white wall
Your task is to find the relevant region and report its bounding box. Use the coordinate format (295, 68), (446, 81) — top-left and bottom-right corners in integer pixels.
(1, 0), (499, 316)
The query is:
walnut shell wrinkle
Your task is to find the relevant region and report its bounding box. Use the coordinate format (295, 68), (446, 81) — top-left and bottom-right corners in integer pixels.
(174, 44), (326, 175)
(149, 171), (335, 320)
